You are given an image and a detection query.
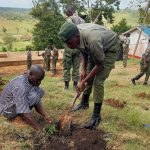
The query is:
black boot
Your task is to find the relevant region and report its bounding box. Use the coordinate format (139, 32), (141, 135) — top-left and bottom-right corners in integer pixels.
(143, 81), (147, 85)
(84, 103), (102, 129)
(64, 81), (69, 89)
(53, 69), (57, 75)
(73, 81), (78, 91)
(72, 94), (89, 111)
(131, 78), (136, 85)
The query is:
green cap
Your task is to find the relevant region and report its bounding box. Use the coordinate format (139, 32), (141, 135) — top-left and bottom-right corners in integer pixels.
(58, 22), (79, 42)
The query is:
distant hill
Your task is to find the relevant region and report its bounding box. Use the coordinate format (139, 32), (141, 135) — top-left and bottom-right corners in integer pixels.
(0, 7), (36, 35)
(0, 7), (140, 51)
(0, 7), (32, 21)
(113, 9), (139, 27)
(0, 7), (139, 35)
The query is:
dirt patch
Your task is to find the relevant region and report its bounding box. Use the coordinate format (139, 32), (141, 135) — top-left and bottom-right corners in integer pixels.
(11, 116), (30, 128)
(105, 98), (127, 109)
(0, 63), (62, 77)
(136, 92), (150, 99)
(108, 83), (128, 88)
(33, 127), (107, 150)
(0, 65), (27, 76)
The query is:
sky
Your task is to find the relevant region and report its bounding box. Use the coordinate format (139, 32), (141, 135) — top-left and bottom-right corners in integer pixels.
(0, 0), (142, 9)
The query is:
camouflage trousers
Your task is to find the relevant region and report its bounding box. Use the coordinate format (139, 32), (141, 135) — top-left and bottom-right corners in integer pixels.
(123, 47), (129, 68)
(62, 46), (80, 82)
(27, 59), (32, 70)
(133, 62), (150, 83)
(45, 56), (50, 71)
(83, 38), (121, 103)
(52, 56), (58, 73)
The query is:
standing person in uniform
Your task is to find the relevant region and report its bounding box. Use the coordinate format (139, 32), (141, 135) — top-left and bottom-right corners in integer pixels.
(63, 6), (85, 90)
(52, 45), (59, 75)
(38, 51), (46, 69)
(45, 44), (52, 71)
(0, 65), (52, 130)
(0, 76), (5, 86)
(26, 47), (32, 70)
(131, 39), (150, 85)
(123, 33), (130, 68)
(59, 22), (121, 129)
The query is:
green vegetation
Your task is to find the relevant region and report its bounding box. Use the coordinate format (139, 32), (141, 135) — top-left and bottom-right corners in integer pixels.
(46, 124), (57, 135)
(112, 10), (139, 27)
(0, 7), (140, 52)
(0, 60), (150, 149)
(111, 18), (132, 34)
(0, 7), (35, 52)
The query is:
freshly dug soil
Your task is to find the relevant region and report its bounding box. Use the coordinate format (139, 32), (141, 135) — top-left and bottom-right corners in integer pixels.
(33, 128), (107, 150)
(136, 92), (150, 99)
(105, 98), (127, 109)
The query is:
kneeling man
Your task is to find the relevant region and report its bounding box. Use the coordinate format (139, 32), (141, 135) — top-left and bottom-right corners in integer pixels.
(0, 65), (52, 130)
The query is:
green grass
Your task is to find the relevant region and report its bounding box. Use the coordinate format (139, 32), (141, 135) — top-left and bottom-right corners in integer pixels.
(1, 59), (150, 149)
(0, 41), (32, 52)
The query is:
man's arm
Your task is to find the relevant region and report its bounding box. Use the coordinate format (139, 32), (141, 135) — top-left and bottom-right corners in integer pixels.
(78, 40), (104, 96)
(82, 63), (103, 83)
(21, 113), (41, 130)
(34, 103), (52, 124)
(80, 53), (88, 81)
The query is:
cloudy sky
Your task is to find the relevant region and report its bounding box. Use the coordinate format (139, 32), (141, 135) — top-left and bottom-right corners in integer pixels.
(0, 0), (138, 9)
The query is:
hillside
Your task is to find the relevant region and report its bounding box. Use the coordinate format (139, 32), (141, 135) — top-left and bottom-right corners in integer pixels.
(0, 7), (139, 51)
(0, 7), (36, 35)
(113, 9), (139, 27)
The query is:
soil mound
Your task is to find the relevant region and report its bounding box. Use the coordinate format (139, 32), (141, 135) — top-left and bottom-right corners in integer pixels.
(34, 128), (106, 150)
(105, 98), (127, 109)
(136, 92), (150, 99)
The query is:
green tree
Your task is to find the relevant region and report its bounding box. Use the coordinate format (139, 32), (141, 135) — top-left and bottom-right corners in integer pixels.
(60, 0), (120, 24)
(31, 0), (65, 50)
(138, 6), (150, 25)
(111, 18), (132, 34)
(3, 35), (16, 51)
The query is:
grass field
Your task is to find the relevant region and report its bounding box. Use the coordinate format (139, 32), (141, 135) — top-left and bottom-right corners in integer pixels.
(113, 10), (139, 27)
(0, 60), (150, 149)
(0, 41), (32, 52)
(0, 9), (139, 52)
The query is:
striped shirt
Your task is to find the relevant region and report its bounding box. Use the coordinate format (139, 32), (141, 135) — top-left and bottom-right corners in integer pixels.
(0, 75), (44, 116)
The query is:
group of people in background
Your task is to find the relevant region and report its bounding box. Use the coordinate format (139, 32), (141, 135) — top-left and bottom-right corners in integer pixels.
(26, 44), (59, 75)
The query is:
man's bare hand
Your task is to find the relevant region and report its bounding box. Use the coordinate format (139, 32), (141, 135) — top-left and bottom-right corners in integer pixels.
(80, 71), (86, 82)
(77, 81), (85, 97)
(44, 117), (53, 124)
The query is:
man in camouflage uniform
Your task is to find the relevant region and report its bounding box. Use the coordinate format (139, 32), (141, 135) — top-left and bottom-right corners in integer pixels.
(59, 22), (121, 129)
(131, 39), (150, 85)
(51, 45), (59, 75)
(63, 6), (85, 90)
(123, 34), (130, 68)
(44, 44), (52, 71)
(26, 47), (32, 70)
(0, 76), (4, 86)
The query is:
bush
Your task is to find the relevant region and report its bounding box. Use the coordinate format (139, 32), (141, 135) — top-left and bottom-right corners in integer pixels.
(2, 46), (7, 52)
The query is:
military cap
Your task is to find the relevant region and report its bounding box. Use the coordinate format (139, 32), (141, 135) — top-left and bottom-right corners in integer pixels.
(58, 22), (79, 42)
